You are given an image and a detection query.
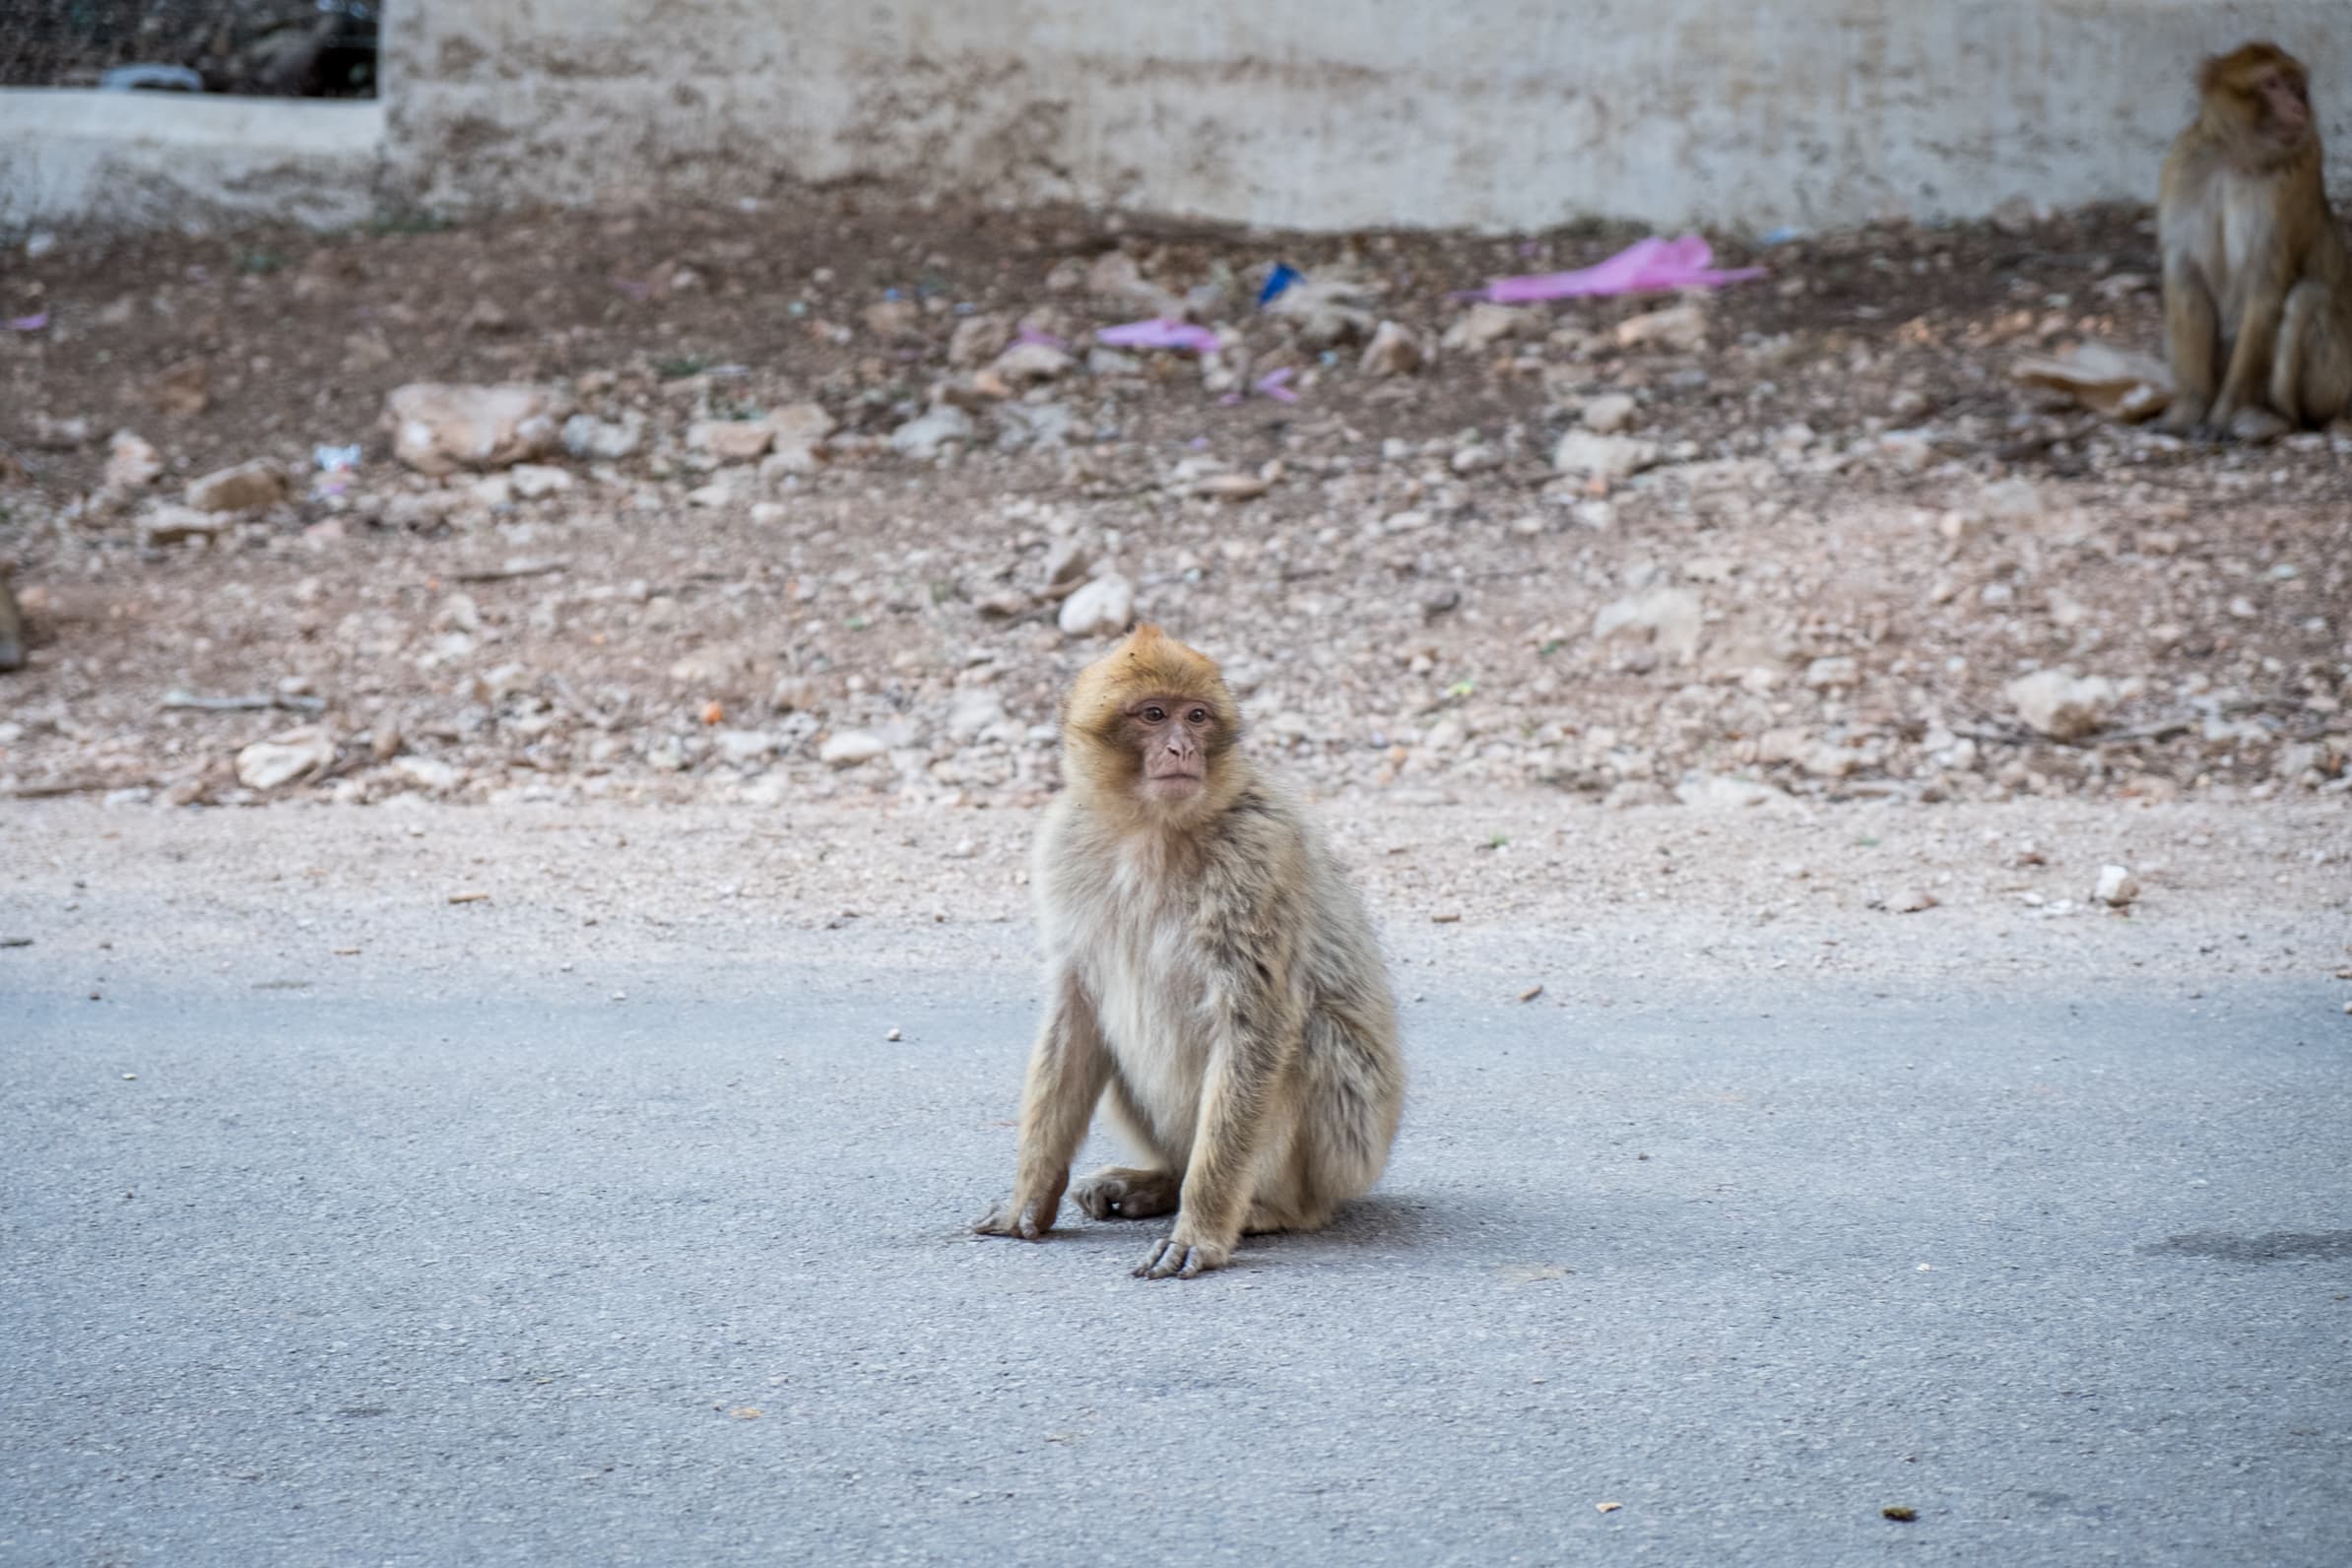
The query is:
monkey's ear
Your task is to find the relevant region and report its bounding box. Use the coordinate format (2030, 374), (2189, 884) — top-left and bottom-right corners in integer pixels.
(2197, 53), (2226, 98)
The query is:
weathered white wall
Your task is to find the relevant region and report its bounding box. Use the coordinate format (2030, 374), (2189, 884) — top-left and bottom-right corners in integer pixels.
(4, 3), (2344, 235)
(381, 0), (2352, 231)
(0, 90), (385, 234)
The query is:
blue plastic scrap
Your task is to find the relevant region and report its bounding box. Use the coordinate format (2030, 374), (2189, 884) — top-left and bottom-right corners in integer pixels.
(1257, 264), (1304, 308)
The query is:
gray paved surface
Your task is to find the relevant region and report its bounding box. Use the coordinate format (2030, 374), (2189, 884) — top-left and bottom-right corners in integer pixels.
(4, 960), (2349, 1566)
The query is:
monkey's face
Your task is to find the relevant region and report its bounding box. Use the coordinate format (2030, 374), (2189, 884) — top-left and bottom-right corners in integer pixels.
(1062, 622), (1242, 818)
(1126, 694), (1217, 802)
(2206, 45), (2316, 160)
(2247, 62), (2313, 149)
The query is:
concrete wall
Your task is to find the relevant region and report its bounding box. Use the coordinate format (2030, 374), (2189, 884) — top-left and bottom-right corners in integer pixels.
(381, 0), (2352, 232)
(0, 90), (385, 234)
(3, 3), (2344, 236)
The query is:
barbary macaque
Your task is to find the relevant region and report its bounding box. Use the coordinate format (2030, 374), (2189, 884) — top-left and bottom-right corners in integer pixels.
(0, 563), (25, 673)
(2158, 40), (2352, 437)
(975, 625), (1405, 1279)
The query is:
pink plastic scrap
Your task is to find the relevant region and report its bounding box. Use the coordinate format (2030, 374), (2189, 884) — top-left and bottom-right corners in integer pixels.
(1013, 324), (1071, 351)
(7, 312), (48, 331)
(1470, 235), (1764, 304)
(1253, 366), (1300, 404)
(1097, 317), (1220, 354)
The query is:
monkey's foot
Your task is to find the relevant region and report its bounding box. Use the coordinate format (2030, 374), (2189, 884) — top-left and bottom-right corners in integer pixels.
(1073, 1166), (1180, 1221)
(2226, 406), (2291, 443)
(973, 1193), (1060, 1241)
(1135, 1230), (1233, 1279)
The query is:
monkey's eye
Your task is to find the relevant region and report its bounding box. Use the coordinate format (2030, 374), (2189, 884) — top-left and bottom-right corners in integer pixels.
(1187, 707), (1209, 725)
(1142, 705), (1166, 724)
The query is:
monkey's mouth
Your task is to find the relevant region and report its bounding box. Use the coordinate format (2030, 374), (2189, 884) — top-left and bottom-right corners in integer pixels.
(1143, 769), (1205, 795)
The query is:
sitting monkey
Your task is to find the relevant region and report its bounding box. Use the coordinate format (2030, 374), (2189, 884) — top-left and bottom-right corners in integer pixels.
(975, 624), (1405, 1278)
(2159, 40), (2352, 436)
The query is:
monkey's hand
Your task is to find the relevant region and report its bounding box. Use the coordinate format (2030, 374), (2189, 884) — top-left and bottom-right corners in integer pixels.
(1135, 1226), (1234, 1280)
(2154, 398), (2207, 435)
(973, 1189), (1062, 1241)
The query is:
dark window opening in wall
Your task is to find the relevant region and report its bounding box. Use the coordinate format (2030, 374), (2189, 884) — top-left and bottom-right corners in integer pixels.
(0, 1), (379, 98)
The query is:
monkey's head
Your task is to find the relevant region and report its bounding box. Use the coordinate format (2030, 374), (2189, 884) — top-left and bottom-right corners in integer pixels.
(1062, 623), (1243, 820)
(2200, 40), (2315, 163)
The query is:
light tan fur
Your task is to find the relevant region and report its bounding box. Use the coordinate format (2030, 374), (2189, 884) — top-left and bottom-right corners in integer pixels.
(974, 625), (1405, 1279)
(2158, 40), (2352, 437)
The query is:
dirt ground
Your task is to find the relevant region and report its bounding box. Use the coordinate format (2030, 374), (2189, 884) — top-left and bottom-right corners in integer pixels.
(0, 194), (2347, 824)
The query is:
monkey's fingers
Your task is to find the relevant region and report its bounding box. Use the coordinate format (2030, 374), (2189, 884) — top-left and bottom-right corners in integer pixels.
(1134, 1235), (1231, 1279)
(972, 1197), (1053, 1240)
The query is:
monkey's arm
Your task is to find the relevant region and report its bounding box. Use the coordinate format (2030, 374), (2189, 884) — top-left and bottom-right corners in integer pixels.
(2159, 249), (2220, 430)
(974, 966), (1111, 1240)
(2213, 259), (2295, 428)
(1138, 881), (1305, 1279)
(1136, 1013), (1296, 1279)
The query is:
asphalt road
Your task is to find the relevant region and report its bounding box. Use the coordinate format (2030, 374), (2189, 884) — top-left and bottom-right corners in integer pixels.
(4, 954), (2348, 1567)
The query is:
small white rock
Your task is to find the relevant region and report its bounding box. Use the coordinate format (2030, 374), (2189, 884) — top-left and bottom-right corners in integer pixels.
(989, 342), (1075, 386)
(1803, 655), (1859, 689)
(688, 419), (776, 463)
(386, 382), (569, 475)
(507, 463), (573, 499)
(946, 689), (1010, 742)
(138, 503), (229, 547)
(1044, 537), (1092, 588)
(1358, 321), (1427, 377)
(560, 413), (642, 460)
(1673, 773), (1791, 810)
(1058, 574), (1136, 637)
(1613, 302), (1708, 352)
(714, 729), (779, 764)
(1552, 429), (1661, 483)
(1440, 303), (1527, 352)
(389, 755), (461, 792)
(889, 404), (975, 461)
(2094, 865), (2141, 907)
(819, 731), (887, 767)
(1580, 393), (1638, 434)
(105, 430), (165, 491)
(234, 726), (335, 791)
(1594, 587), (1705, 662)
(2004, 669), (2118, 741)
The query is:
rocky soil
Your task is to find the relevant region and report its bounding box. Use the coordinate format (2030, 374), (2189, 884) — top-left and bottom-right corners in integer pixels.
(1, 195), (2347, 816)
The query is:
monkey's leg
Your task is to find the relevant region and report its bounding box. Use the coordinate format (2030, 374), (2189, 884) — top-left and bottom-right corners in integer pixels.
(1249, 1009), (1405, 1235)
(1073, 1076), (1186, 1218)
(1242, 1143), (1323, 1235)
(974, 969), (1111, 1242)
(1073, 1165), (1182, 1220)
(1136, 1031), (1296, 1279)
(2274, 278), (2352, 426)
(2212, 281), (2289, 433)
(2158, 257), (2219, 433)
(0, 573), (24, 674)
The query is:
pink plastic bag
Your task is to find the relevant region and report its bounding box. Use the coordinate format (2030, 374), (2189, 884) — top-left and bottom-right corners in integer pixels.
(1097, 318), (1221, 353)
(1470, 235), (1764, 304)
